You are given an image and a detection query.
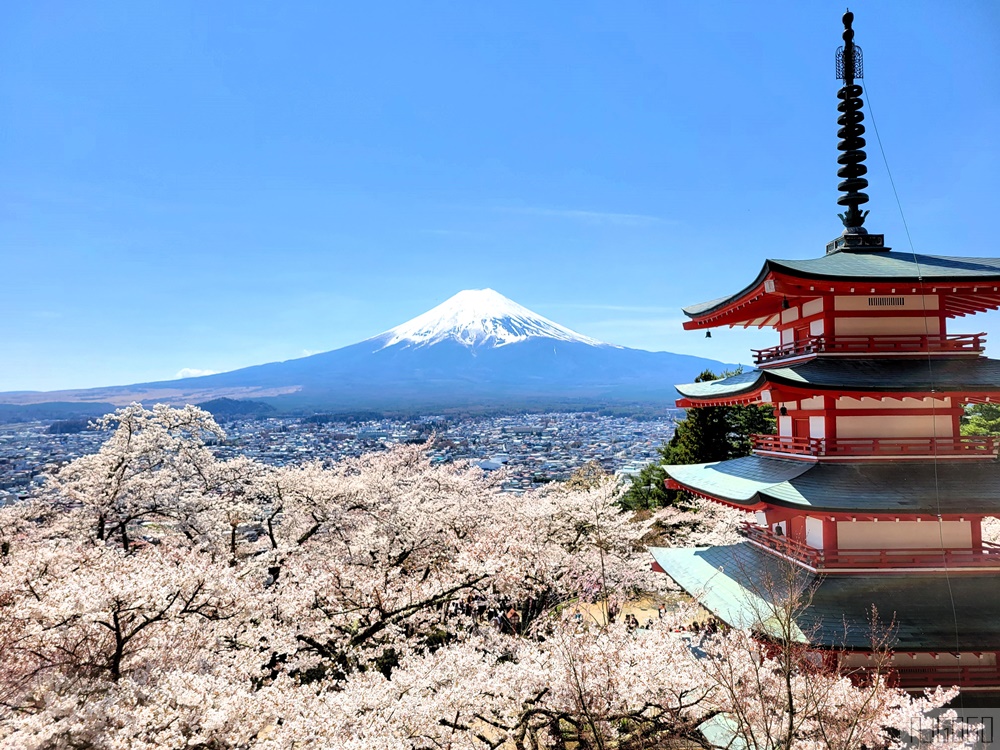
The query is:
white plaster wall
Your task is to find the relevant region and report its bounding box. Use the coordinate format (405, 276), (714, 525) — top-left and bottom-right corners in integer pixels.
(800, 396), (824, 409)
(809, 416), (826, 439)
(898, 653), (991, 667)
(834, 295), (940, 311)
(836, 521), (972, 550)
(836, 396), (952, 409)
(802, 298), (824, 317)
(847, 653), (996, 668)
(833, 316), (941, 336)
(778, 415), (792, 436)
(810, 319), (824, 336)
(781, 327), (794, 344)
(805, 517), (824, 549)
(781, 306), (800, 324)
(835, 414), (954, 438)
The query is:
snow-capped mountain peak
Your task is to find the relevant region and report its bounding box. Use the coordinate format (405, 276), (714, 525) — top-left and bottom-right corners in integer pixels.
(376, 288), (607, 349)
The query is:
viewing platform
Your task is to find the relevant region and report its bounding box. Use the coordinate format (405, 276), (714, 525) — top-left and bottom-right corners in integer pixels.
(741, 522), (1000, 573)
(752, 333), (986, 366)
(751, 434), (1000, 460)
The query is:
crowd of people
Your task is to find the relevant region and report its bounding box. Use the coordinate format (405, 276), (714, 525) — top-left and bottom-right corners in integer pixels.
(448, 593), (727, 639)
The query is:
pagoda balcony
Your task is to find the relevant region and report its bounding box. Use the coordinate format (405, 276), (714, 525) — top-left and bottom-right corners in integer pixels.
(740, 523), (1000, 572)
(889, 664), (1000, 691)
(751, 434), (1000, 460)
(752, 332), (986, 366)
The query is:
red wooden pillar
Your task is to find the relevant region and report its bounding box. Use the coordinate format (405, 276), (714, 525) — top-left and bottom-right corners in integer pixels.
(823, 517), (839, 552)
(789, 516), (807, 544)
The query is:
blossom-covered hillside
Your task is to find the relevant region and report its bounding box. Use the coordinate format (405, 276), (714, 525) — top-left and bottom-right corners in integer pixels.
(0, 405), (974, 749)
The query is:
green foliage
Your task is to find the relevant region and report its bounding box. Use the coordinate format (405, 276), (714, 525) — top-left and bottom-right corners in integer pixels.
(196, 397), (276, 419)
(960, 403), (1000, 436)
(619, 460), (672, 510)
(620, 369), (775, 510)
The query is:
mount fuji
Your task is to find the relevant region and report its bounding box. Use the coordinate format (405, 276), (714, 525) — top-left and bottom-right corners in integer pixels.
(377, 288), (606, 350)
(1, 290), (735, 415)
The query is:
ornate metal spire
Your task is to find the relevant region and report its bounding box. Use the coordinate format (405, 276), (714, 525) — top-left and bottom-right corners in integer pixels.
(826, 10), (887, 254)
(836, 10), (868, 230)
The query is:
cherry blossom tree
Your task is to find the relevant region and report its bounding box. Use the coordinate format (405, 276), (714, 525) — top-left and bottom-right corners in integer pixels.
(0, 405), (980, 750)
(50, 403), (224, 550)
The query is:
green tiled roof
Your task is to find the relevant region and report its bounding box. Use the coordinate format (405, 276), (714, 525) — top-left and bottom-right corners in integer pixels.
(676, 370), (767, 400)
(683, 251), (1000, 319)
(676, 358), (1000, 401)
(683, 295), (745, 318)
(666, 455), (812, 503)
(774, 252), (1000, 281)
(676, 369), (766, 400)
(698, 715), (747, 750)
(665, 455), (1000, 513)
(650, 543), (1000, 650)
(650, 544), (811, 641)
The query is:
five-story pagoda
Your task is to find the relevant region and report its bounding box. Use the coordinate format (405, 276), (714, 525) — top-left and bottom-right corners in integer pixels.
(650, 11), (1000, 692)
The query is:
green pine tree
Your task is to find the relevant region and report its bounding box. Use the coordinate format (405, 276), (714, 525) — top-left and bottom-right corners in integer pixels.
(621, 369), (775, 510)
(960, 403), (1000, 436)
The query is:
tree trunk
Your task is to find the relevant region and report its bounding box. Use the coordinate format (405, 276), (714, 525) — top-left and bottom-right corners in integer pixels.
(109, 612), (124, 681)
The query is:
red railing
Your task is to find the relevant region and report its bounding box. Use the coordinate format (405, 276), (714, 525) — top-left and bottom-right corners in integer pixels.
(752, 434), (1000, 459)
(890, 664), (1000, 690)
(752, 333), (986, 365)
(752, 434), (823, 456)
(740, 523), (821, 567)
(823, 436), (999, 457)
(741, 523), (1000, 571)
(820, 542), (1000, 569)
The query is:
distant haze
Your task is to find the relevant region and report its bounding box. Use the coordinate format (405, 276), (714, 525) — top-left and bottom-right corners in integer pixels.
(0, 289), (737, 416)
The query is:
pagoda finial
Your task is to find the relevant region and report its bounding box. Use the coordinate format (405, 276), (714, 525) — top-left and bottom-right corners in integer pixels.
(835, 10), (869, 231)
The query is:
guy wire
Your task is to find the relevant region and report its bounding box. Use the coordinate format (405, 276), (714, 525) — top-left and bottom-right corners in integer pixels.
(863, 74), (966, 704)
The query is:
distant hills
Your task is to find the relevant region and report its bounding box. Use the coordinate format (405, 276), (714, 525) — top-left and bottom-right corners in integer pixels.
(0, 289), (736, 419)
(0, 401), (117, 423)
(196, 397), (277, 420)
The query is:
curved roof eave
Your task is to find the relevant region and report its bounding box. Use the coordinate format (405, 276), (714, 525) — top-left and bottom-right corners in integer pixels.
(681, 251), (1000, 323)
(682, 262), (772, 320)
(664, 455), (813, 506)
(770, 252), (1000, 283)
(675, 359), (1000, 405)
(665, 455), (1000, 513)
(675, 369), (767, 401)
(649, 544), (1000, 650)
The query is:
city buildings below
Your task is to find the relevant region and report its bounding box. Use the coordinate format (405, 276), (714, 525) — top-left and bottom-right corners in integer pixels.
(0, 412), (676, 501)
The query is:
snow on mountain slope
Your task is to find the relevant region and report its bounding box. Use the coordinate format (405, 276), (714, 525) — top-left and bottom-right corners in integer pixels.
(375, 289), (609, 349)
(0, 286), (740, 413)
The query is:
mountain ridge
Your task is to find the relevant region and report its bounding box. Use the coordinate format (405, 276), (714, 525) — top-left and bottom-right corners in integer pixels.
(1, 289), (736, 415)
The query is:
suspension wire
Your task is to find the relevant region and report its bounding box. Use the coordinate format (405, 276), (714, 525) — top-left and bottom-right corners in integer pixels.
(863, 75), (967, 701)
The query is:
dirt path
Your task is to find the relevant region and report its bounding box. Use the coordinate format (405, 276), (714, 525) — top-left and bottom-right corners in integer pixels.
(571, 592), (693, 627)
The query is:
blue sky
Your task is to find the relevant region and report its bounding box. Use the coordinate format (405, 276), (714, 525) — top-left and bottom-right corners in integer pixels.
(3, 1), (999, 391)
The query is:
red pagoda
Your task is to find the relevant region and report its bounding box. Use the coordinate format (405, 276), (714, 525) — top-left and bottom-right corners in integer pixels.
(650, 12), (1000, 692)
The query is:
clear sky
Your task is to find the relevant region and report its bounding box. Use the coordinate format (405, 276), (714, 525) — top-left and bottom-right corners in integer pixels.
(3, 1), (999, 391)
